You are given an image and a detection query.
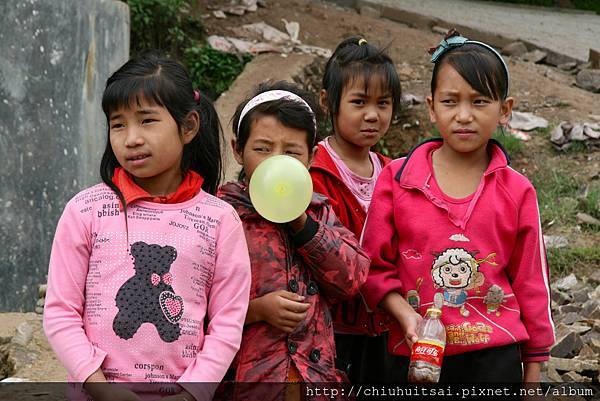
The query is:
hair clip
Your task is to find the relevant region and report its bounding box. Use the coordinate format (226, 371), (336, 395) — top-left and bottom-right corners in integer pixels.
(358, 38), (367, 46)
(193, 89), (201, 103)
(428, 30), (468, 63)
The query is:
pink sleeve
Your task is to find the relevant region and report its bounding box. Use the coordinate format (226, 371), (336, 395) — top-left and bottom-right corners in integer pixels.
(506, 186), (555, 362)
(43, 199), (107, 382)
(360, 163), (404, 310)
(179, 212), (251, 400)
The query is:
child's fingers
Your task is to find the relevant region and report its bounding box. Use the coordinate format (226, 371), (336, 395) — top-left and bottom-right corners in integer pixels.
(277, 290), (306, 302)
(279, 318), (305, 332)
(280, 298), (310, 313)
(281, 310), (308, 323)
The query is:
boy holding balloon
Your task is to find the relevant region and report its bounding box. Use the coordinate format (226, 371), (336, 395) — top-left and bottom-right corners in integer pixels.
(217, 81), (370, 399)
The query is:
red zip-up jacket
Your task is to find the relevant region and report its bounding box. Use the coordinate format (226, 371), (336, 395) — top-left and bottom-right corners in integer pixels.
(361, 139), (555, 362)
(310, 142), (391, 335)
(217, 181), (369, 399)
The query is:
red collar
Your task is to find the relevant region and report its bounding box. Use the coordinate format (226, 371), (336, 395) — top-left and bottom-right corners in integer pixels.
(112, 167), (204, 208)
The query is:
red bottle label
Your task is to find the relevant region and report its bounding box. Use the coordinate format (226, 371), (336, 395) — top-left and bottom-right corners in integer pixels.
(410, 340), (445, 367)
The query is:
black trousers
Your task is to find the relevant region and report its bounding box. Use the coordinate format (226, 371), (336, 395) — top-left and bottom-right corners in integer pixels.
(395, 343), (523, 383)
(335, 332), (405, 383)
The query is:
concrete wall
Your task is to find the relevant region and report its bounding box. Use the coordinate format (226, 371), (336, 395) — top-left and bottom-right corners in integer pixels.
(0, 0), (129, 311)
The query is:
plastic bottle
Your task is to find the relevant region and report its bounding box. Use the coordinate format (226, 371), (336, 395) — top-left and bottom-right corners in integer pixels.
(408, 307), (446, 383)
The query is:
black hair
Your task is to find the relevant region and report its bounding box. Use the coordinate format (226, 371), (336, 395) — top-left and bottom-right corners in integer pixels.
(232, 80), (321, 154)
(321, 36), (402, 122)
(231, 81), (321, 181)
(100, 55), (223, 215)
(431, 43), (508, 101)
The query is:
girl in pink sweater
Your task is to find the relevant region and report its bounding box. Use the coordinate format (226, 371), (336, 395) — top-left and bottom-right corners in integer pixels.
(361, 30), (554, 383)
(43, 56), (251, 401)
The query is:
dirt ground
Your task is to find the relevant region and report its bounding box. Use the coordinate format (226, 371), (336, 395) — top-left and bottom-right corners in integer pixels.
(201, 0), (600, 265)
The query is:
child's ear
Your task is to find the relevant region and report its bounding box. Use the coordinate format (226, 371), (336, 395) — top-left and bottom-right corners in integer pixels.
(319, 89), (329, 114)
(182, 111), (200, 144)
(499, 97), (514, 126)
(231, 138), (243, 166)
(426, 96), (437, 123)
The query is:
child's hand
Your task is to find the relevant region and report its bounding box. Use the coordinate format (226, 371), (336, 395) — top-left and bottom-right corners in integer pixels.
(398, 310), (422, 349)
(380, 292), (423, 349)
(523, 362), (541, 382)
(84, 370), (141, 401)
(256, 290), (310, 333)
(287, 212), (308, 233)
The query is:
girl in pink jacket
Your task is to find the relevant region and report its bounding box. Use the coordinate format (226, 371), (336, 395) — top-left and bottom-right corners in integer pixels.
(43, 56), (251, 401)
(361, 30), (554, 383)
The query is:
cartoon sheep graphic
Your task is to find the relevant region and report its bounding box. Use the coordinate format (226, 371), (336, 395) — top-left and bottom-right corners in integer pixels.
(431, 248), (496, 317)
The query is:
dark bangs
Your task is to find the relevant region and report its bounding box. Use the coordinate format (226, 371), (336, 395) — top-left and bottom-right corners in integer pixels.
(340, 62), (402, 114)
(322, 37), (402, 119)
(102, 64), (191, 130)
(433, 44), (508, 101)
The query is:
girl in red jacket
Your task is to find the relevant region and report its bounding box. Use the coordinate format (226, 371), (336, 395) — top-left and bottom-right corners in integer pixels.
(361, 30), (554, 383)
(217, 81), (370, 400)
(309, 37), (403, 383)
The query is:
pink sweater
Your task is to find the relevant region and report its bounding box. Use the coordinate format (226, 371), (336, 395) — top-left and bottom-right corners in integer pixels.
(361, 139), (555, 362)
(43, 184), (251, 400)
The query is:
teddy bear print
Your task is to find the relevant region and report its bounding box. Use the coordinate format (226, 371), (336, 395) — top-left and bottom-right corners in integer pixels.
(113, 241), (183, 342)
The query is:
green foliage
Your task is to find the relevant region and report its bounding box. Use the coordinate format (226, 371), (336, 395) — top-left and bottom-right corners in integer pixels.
(184, 46), (252, 100)
(317, 117), (333, 141)
(374, 137), (391, 157)
(125, 0), (203, 57)
(124, 0), (251, 98)
(547, 247), (600, 276)
(492, 128), (523, 155)
(531, 171), (581, 226)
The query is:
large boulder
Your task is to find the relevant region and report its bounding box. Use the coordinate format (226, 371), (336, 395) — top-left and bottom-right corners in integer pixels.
(0, 0), (129, 311)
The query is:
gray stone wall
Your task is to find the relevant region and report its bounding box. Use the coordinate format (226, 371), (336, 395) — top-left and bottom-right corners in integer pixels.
(0, 0), (129, 311)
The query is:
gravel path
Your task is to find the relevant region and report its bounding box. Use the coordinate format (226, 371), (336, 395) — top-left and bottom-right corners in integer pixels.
(367, 0), (600, 62)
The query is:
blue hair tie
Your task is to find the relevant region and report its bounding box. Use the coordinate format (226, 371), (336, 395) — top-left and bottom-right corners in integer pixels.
(429, 30), (510, 97)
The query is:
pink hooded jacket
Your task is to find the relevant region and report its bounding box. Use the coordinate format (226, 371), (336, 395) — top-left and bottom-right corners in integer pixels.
(361, 139), (555, 362)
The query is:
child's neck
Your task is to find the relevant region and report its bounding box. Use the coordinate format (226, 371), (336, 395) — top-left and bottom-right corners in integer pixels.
(432, 144), (489, 199)
(329, 135), (373, 178)
(133, 171), (183, 197)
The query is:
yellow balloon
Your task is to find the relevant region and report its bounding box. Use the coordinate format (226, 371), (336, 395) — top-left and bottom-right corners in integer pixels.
(249, 155), (313, 223)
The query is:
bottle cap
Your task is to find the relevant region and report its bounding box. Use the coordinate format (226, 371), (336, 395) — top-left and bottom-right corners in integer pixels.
(426, 307), (442, 317)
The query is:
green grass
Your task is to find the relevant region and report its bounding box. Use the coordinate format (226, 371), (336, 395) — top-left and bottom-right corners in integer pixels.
(562, 141), (590, 154)
(531, 171), (582, 226)
(493, 128), (523, 155)
(547, 247), (600, 277)
(578, 185), (600, 232)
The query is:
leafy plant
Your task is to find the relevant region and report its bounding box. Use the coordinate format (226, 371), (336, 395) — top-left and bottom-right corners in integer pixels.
(184, 46), (252, 100)
(125, 0), (203, 57)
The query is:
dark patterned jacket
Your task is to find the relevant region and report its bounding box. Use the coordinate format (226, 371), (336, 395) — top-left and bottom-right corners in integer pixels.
(217, 182), (370, 392)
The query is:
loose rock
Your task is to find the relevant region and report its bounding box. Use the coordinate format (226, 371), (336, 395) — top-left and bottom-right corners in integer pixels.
(501, 41), (528, 57)
(576, 69), (600, 93)
(521, 50), (547, 63)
